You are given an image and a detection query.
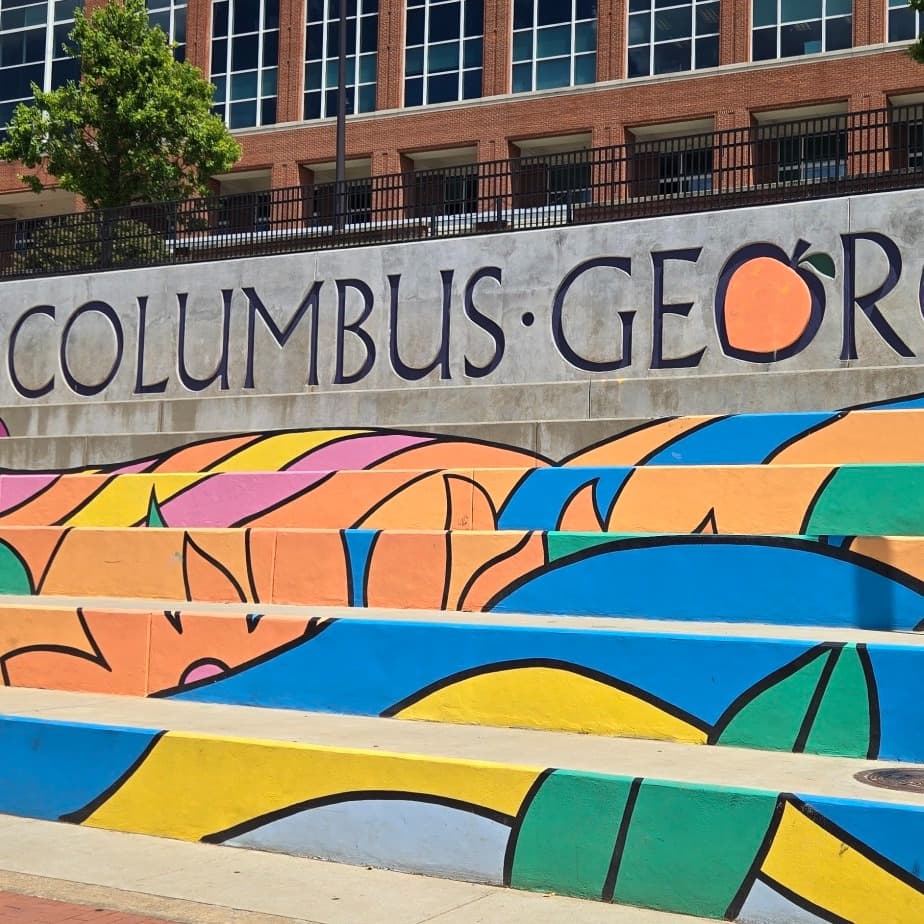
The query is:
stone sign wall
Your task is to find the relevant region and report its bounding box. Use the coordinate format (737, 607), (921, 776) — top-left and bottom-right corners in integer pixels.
(0, 188), (922, 406)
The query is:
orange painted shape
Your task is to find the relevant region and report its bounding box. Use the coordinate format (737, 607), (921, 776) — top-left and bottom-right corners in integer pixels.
(606, 465), (834, 535)
(147, 609), (314, 695)
(149, 434), (263, 473)
(565, 417), (717, 467)
(558, 482), (605, 532)
(847, 537), (924, 587)
(0, 475), (110, 526)
(372, 440), (542, 472)
(771, 410), (924, 464)
(365, 530), (449, 610)
(248, 470), (433, 529)
(35, 528), (187, 599)
(0, 606), (149, 696)
(459, 531), (546, 612)
(272, 529), (349, 606)
(723, 256), (813, 354)
(469, 469), (533, 530)
(446, 530), (534, 611)
(247, 529), (277, 604)
(0, 527), (81, 593)
(356, 471), (474, 531)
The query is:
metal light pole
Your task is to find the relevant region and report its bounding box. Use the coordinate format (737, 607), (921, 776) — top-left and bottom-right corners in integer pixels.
(334, 0), (347, 232)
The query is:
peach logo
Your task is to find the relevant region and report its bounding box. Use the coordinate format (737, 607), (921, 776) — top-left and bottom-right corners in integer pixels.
(715, 240), (834, 363)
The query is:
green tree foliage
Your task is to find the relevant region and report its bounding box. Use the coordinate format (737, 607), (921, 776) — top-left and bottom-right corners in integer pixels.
(0, 0), (240, 209)
(911, 0), (924, 63)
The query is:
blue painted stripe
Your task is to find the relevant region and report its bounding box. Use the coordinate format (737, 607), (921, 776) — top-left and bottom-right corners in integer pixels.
(644, 413), (837, 466)
(0, 715), (160, 820)
(343, 529), (377, 607)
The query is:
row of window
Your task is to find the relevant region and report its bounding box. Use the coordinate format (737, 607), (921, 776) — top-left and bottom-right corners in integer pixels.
(213, 0), (924, 128)
(0, 0), (922, 135)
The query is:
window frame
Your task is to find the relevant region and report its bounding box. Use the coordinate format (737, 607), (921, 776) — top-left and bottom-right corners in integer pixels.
(751, 0), (854, 62)
(626, 0), (720, 80)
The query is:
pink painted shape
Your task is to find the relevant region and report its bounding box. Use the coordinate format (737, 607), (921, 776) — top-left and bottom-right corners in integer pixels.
(0, 419), (8, 437)
(0, 474), (59, 514)
(110, 459), (158, 474)
(181, 661), (227, 685)
(159, 471), (332, 527)
(284, 433), (433, 472)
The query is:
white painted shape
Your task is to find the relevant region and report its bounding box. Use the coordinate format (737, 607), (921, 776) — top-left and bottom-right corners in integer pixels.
(225, 797), (510, 884)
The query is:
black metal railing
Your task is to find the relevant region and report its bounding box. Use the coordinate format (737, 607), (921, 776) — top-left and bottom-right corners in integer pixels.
(1, 103), (922, 280)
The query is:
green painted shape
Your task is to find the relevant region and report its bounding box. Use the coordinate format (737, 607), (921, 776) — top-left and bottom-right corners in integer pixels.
(145, 490), (166, 528)
(716, 649), (829, 751)
(0, 540), (33, 594)
(803, 252), (836, 278)
(546, 532), (629, 563)
(806, 465), (924, 535)
(612, 780), (777, 917)
(803, 644), (873, 758)
(510, 770), (633, 899)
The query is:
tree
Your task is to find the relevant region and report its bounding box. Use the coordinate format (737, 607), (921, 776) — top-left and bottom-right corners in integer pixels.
(911, 0), (924, 63)
(0, 0), (240, 209)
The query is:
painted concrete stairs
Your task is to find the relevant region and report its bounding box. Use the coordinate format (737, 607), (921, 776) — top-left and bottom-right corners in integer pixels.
(4, 401), (924, 921)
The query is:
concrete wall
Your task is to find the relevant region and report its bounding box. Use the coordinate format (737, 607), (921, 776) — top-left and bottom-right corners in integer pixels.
(1, 189), (923, 409)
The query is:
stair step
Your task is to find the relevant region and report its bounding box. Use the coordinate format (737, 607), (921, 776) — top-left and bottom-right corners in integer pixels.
(0, 814), (713, 923)
(1, 526), (923, 631)
(4, 462), (924, 534)
(2, 688), (924, 921)
(2, 599), (923, 762)
(6, 401), (924, 473)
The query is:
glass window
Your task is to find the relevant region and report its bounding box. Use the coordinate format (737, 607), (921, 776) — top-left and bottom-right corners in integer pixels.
(147, 0), (187, 60)
(888, 0), (923, 42)
(304, 0), (377, 120)
(512, 0), (596, 93)
(757, 120), (847, 183)
(752, 0), (852, 60)
(0, 0), (81, 137)
(628, 1), (718, 78)
(211, 0), (278, 128)
(404, 0), (482, 107)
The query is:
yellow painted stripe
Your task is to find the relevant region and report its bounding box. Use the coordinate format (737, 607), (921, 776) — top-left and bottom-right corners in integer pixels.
(63, 474), (204, 526)
(762, 801), (924, 923)
(84, 732), (541, 842)
(396, 666), (708, 744)
(208, 431), (368, 473)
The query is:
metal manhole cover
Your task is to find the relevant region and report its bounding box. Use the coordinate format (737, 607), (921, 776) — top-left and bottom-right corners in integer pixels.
(855, 768), (924, 792)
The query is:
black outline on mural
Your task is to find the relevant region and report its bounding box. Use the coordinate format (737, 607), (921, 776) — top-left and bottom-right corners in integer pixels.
(380, 658), (711, 734)
(181, 533), (248, 603)
(351, 470), (442, 528)
(0, 474), (64, 520)
(723, 794), (788, 920)
(600, 776), (643, 902)
(502, 768), (555, 887)
(34, 526), (74, 595)
(755, 871), (850, 924)
(856, 644), (882, 760)
(0, 536), (36, 594)
(553, 479), (606, 533)
(243, 528), (261, 602)
(792, 645), (844, 754)
(0, 606), (111, 686)
(761, 412), (846, 464)
(60, 729), (167, 824)
(483, 533), (924, 615)
(708, 644), (839, 747)
(203, 789), (517, 845)
(455, 531), (536, 611)
(151, 617), (335, 698)
(787, 796), (924, 896)
(798, 468), (842, 536)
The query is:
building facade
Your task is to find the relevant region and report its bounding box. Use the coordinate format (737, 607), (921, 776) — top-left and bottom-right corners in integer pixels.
(0, 0), (923, 220)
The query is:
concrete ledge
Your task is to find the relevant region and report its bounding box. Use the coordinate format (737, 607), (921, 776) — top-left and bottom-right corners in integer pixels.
(1, 696), (924, 920)
(5, 462), (924, 535)
(0, 602), (921, 762)
(1, 526), (924, 630)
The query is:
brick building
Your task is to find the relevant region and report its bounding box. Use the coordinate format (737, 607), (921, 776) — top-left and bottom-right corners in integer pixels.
(0, 0), (923, 223)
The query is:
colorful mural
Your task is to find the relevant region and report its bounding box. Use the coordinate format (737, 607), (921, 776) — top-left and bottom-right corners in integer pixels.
(6, 604), (924, 762)
(3, 398), (924, 761)
(2, 712), (924, 922)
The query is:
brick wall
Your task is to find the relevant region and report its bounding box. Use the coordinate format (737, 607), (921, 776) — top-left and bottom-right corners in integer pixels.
(1, 0), (923, 200)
